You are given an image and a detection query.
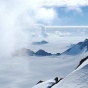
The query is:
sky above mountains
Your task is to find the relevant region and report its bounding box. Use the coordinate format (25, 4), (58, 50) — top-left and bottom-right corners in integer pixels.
(0, 0), (88, 26)
(0, 0), (88, 57)
(43, 6), (88, 26)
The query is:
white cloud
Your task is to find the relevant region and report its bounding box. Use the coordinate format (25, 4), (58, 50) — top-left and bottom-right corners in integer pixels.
(43, 0), (88, 6)
(65, 6), (82, 14)
(55, 31), (71, 37)
(0, 0), (36, 57)
(0, 0), (88, 57)
(34, 8), (57, 24)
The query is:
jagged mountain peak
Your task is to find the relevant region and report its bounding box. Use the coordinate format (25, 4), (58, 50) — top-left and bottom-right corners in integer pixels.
(78, 38), (88, 50)
(63, 39), (88, 55)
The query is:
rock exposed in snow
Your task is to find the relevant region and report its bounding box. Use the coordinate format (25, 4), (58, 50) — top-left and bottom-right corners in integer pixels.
(32, 56), (88, 88)
(76, 56), (88, 68)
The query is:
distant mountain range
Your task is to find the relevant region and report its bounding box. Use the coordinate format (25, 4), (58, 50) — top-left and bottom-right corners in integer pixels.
(14, 49), (60, 56)
(14, 38), (88, 56)
(32, 40), (48, 45)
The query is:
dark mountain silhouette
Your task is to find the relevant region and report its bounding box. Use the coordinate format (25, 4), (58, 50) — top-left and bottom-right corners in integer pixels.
(56, 53), (61, 56)
(14, 48), (61, 56)
(35, 49), (52, 56)
(78, 38), (88, 50)
(32, 40), (48, 45)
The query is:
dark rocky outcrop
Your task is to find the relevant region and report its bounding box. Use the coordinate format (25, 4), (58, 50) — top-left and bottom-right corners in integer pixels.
(51, 77), (63, 87)
(35, 77), (63, 88)
(36, 80), (43, 84)
(76, 56), (88, 69)
(54, 77), (63, 83)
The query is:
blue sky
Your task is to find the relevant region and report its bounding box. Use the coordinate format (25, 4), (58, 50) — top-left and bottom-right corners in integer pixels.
(39, 6), (88, 26)
(55, 6), (88, 26)
(0, 0), (88, 56)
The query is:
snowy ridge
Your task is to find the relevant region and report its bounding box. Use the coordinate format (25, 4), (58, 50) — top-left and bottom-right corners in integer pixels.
(32, 57), (88, 88)
(63, 39), (88, 55)
(52, 59), (88, 88)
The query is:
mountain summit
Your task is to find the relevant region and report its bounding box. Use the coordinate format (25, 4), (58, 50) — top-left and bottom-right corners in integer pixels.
(63, 39), (88, 55)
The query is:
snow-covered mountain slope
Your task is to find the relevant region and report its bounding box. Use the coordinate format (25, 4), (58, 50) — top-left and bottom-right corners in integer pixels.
(32, 56), (88, 88)
(63, 39), (88, 55)
(52, 59), (88, 88)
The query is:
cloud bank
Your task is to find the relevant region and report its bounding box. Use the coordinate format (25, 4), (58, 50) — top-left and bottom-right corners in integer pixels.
(0, 0), (88, 57)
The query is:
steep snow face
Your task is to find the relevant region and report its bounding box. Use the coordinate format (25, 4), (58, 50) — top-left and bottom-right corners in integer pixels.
(32, 58), (88, 88)
(52, 60), (88, 88)
(63, 44), (87, 55)
(63, 39), (88, 55)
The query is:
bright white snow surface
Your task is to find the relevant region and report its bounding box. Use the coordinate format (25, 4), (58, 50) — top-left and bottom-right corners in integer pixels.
(32, 58), (88, 88)
(30, 53), (88, 88)
(52, 59), (88, 88)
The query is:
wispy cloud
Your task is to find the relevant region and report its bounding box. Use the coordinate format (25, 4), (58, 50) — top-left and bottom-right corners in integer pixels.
(34, 7), (58, 25)
(43, 0), (88, 6)
(0, 0), (88, 57)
